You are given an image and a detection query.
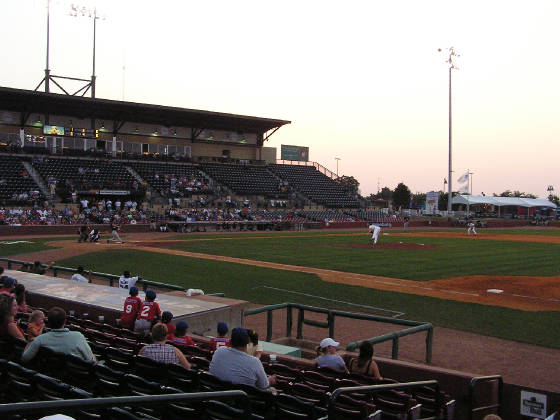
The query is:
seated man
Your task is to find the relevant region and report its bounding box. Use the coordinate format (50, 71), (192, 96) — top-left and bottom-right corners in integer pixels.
(209, 327), (276, 390)
(22, 306), (95, 363)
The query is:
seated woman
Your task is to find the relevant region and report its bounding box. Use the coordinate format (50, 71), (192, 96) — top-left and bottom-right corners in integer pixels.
(315, 337), (348, 373)
(0, 294), (25, 341)
(14, 284), (28, 313)
(138, 323), (191, 369)
(246, 329), (263, 359)
(348, 341), (382, 380)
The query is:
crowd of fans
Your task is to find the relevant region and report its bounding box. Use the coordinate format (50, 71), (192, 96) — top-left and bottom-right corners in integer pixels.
(0, 204), (153, 226)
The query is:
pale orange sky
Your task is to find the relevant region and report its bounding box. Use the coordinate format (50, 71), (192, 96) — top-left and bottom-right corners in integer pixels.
(1, 0), (559, 197)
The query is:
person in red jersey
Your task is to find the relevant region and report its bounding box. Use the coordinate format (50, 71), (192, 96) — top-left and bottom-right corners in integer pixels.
(134, 289), (161, 335)
(161, 311), (175, 336)
(167, 321), (195, 346)
(209, 321), (231, 351)
(120, 286), (142, 330)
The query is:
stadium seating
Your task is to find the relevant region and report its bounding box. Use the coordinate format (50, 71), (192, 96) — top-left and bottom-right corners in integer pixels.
(31, 156), (138, 195)
(269, 164), (360, 208)
(127, 161), (212, 198)
(0, 154), (45, 204)
(201, 163), (287, 198)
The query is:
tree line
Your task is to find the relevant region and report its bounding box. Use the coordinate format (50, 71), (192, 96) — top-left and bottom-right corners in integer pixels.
(335, 175), (558, 209)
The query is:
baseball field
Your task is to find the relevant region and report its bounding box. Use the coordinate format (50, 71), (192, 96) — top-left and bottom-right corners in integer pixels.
(2, 227), (560, 351)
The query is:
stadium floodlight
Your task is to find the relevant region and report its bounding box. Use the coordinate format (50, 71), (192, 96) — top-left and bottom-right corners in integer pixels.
(334, 157), (341, 177)
(35, 0), (106, 98)
(438, 47), (460, 214)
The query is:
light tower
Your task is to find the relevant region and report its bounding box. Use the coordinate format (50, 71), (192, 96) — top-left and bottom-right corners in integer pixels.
(439, 47), (460, 214)
(35, 0), (105, 98)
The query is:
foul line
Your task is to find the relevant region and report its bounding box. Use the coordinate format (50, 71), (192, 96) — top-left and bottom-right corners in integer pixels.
(254, 286), (405, 318)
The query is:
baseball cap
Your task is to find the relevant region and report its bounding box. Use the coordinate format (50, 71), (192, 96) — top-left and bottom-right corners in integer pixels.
(145, 289), (156, 301)
(217, 321), (228, 335)
(129, 286), (139, 296)
(2, 277), (15, 288)
(230, 327), (249, 347)
(320, 338), (340, 349)
(176, 321), (189, 332)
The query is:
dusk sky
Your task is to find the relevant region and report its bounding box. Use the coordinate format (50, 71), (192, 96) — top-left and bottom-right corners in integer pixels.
(1, 0), (559, 198)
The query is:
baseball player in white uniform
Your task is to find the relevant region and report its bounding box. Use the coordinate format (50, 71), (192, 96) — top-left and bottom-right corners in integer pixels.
(368, 223), (381, 244)
(467, 221), (477, 236)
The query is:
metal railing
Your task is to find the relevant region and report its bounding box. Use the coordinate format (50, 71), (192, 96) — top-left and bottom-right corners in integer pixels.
(0, 390), (248, 418)
(0, 257), (185, 292)
(244, 302), (434, 363)
(468, 375), (503, 419)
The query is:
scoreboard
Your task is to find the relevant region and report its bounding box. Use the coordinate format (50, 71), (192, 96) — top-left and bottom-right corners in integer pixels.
(43, 125), (99, 138)
(67, 127), (99, 138)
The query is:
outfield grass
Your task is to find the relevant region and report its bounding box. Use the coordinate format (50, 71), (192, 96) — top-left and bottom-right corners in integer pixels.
(162, 233), (560, 280)
(56, 249), (560, 349)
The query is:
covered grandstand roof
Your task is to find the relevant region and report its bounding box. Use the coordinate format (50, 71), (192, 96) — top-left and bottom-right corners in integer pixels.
(452, 194), (557, 208)
(0, 86), (290, 137)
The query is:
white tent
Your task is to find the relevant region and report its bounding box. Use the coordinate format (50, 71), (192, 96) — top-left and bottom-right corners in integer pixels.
(452, 195), (557, 209)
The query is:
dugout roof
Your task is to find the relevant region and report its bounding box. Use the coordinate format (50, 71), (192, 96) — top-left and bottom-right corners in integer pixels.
(452, 194), (557, 208)
(0, 86), (290, 143)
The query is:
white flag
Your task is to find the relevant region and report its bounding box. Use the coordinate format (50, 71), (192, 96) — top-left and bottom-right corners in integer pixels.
(457, 171), (469, 184)
(458, 184), (469, 193)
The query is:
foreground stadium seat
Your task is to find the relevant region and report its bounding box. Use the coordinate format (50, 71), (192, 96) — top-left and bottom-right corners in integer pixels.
(166, 363), (199, 392)
(93, 363), (126, 397)
(274, 393), (325, 420)
(63, 353), (96, 391)
(5, 361), (37, 402)
(203, 399), (248, 420)
(34, 373), (72, 400)
(236, 383), (277, 420)
(133, 355), (167, 382)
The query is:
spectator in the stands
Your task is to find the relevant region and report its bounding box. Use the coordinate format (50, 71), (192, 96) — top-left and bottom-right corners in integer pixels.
(0, 276), (15, 295)
(138, 323), (191, 369)
(14, 283), (28, 312)
(26, 310), (45, 340)
(161, 311), (175, 336)
(22, 306), (95, 363)
(246, 329), (263, 359)
(29, 260), (54, 275)
(0, 294), (25, 340)
(315, 337), (349, 373)
(71, 266), (91, 283)
(348, 341), (382, 379)
(209, 321), (231, 351)
(134, 289), (161, 335)
(209, 327), (276, 389)
(115, 283), (137, 326)
(118, 270), (141, 289)
(167, 320), (196, 346)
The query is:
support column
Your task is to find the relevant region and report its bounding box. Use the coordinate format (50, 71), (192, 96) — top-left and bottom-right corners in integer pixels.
(19, 128), (25, 147)
(112, 136), (117, 157)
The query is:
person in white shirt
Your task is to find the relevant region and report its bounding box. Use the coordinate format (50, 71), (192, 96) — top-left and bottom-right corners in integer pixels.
(118, 270), (140, 289)
(368, 223), (381, 245)
(71, 266), (91, 283)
